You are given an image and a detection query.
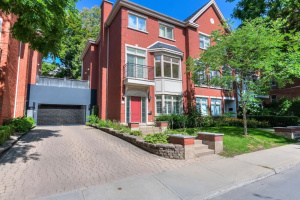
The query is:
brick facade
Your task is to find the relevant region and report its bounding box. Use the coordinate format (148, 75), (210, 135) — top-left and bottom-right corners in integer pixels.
(81, 0), (238, 124)
(0, 11), (42, 124)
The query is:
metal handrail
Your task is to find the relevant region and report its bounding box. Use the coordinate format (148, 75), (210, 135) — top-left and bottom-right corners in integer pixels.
(123, 63), (154, 80)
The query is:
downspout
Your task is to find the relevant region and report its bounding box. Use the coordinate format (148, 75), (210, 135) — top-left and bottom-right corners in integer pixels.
(106, 26), (109, 119)
(14, 42), (22, 118)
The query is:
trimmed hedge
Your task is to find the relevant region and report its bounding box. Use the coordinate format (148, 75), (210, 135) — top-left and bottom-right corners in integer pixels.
(249, 116), (298, 127)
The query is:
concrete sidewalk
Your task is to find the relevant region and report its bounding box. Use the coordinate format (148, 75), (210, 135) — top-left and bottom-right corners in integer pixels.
(36, 143), (300, 200)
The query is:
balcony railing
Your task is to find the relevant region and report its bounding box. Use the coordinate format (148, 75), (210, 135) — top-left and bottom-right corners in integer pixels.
(36, 75), (90, 89)
(123, 63), (154, 81)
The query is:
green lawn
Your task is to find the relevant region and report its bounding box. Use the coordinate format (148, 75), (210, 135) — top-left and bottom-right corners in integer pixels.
(167, 127), (297, 157)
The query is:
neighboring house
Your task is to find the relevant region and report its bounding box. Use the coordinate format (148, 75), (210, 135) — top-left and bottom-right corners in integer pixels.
(265, 79), (300, 103)
(80, 0), (237, 125)
(0, 11), (42, 124)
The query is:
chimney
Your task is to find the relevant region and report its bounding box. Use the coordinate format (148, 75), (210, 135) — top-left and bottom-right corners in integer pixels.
(100, 0), (113, 28)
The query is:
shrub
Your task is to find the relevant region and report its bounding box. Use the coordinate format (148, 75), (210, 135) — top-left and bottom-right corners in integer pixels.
(130, 130), (143, 137)
(86, 115), (99, 125)
(92, 106), (99, 117)
(145, 133), (169, 144)
(0, 125), (15, 145)
(4, 116), (35, 132)
(249, 116), (298, 127)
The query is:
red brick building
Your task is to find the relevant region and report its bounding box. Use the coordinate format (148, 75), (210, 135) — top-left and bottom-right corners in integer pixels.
(81, 0), (237, 125)
(0, 11), (42, 124)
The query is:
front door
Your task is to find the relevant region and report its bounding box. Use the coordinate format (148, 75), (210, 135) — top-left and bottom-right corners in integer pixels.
(131, 97), (141, 123)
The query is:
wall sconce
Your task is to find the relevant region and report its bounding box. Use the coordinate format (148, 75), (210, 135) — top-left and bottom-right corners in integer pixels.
(122, 96), (125, 100)
(149, 96), (152, 101)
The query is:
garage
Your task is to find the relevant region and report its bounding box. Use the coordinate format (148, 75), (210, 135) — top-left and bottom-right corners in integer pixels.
(37, 104), (86, 125)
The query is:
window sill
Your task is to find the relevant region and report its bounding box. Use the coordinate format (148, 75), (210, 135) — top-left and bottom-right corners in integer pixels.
(199, 47), (208, 50)
(159, 36), (176, 42)
(154, 77), (182, 81)
(127, 26), (148, 34)
(195, 85), (209, 88)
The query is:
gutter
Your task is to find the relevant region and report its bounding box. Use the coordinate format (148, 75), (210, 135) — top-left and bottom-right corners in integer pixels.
(14, 42), (22, 118)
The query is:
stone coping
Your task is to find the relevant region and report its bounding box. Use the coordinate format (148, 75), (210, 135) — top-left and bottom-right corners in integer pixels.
(198, 132), (224, 136)
(168, 134), (196, 139)
(287, 126), (300, 128)
(274, 127), (296, 129)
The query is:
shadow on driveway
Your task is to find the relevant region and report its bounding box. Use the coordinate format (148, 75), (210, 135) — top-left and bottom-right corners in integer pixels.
(0, 128), (61, 165)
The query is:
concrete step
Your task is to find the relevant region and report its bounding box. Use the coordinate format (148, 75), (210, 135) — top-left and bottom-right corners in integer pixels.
(194, 144), (209, 151)
(194, 140), (203, 145)
(195, 149), (214, 157)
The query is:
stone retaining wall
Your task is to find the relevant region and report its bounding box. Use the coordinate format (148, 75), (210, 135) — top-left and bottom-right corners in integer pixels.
(90, 125), (185, 159)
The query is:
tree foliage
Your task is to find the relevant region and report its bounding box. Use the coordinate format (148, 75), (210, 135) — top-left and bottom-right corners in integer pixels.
(227, 0), (300, 31)
(0, 0), (78, 56)
(187, 18), (300, 135)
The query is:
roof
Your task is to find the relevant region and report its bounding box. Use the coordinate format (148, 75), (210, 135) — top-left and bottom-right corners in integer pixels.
(184, 1), (211, 22)
(148, 42), (183, 53)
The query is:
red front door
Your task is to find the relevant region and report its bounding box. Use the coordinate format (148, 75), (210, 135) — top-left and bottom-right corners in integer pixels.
(131, 97), (141, 123)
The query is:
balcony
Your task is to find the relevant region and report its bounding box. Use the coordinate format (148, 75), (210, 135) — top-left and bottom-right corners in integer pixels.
(123, 63), (155, 87)
(36, 75), (90, 89)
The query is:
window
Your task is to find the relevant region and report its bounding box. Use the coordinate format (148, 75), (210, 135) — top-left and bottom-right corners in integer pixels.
(128, 14), (146, 32)
(211, 99), (221, 116)
(271, 95), (277, 102)
(196, 70), (208, 86)
(222, 66), (233, 90)
(159, 24), (174, 40)
(156, 96), (162, 114)
(126, 96), (131, 123)
(196, 97), (208, 115)
(200, 35), (210, 49)
(209, 70), (221, 87)
(155, 55), (180, 79)
(156, 95), (181, 115)
(126, 46), (146, 78)
(141, 97), (146, 123)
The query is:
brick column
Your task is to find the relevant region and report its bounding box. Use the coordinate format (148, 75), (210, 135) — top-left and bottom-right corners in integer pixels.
(198, 132), (224, 154)
(168, 134), (196, 159)
(128, 122), (139, 131)
(156, 121), (168, 133)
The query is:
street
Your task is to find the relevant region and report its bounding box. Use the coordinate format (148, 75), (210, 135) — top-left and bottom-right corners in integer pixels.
(212, 166), (300, 200)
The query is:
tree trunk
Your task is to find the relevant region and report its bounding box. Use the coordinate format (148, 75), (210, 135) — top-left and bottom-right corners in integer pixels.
(242, 104), (248, 135)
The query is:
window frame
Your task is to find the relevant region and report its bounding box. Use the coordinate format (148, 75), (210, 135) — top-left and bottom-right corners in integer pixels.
(196, 97), (208, 115)
(199, 32), (211, 50)
(159, 21), (175, 41)
(128, 12), (148, 33)
(211, 98), (222, 116)
(209, 70), (221, 88)
(271, 95), (277, 102)
(155, 95), (182, 115)
(154, 54), (181, 80)
(125, 45), (147, 79)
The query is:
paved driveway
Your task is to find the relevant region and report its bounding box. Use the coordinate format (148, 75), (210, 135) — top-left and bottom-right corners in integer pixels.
(0, 126), (220, 200)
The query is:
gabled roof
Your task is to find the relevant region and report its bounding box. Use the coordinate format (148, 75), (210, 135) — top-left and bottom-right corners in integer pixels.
(184, 0), (226, 23)
(149, 42), (183, 53)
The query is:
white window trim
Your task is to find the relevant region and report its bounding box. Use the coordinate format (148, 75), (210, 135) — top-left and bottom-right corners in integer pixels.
(0, 18), (3, 45)
(154, 54), (181, 80)
(196, 97), (208, 116)
(155, 95), (182, 115)
(125, 44), (148, 79)
(159, 22), (175, 41)
(211, 98), (222, 116)
(128, 11), (148, 33)
(199, 32), (211, 50)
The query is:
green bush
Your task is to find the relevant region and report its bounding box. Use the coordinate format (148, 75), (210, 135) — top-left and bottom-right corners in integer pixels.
(92, 106), (99, 117)
(86, 115), (100, 125)
(249, 116), (298, 127)
(4, 116), (35, 132)
(0, 125), (15, 145)
(130, 130), (143, 137)
(145, 133), (169, 144)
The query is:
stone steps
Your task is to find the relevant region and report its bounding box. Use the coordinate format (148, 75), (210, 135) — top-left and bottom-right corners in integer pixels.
(139, 126), (161, 135)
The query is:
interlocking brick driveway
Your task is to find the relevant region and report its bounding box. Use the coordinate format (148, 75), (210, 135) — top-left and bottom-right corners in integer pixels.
(0, 126), (221, 200)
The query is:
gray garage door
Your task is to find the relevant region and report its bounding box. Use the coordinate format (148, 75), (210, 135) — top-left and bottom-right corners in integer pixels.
(37, 104), (86, 125)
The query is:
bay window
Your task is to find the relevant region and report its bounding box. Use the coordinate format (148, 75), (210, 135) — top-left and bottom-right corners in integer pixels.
(128, 13), (146, 32)
(155, 55), (180, 79)
(196, 97), (208, 115)
(211, 99), (221, 116)
(209, 70), (221, 87)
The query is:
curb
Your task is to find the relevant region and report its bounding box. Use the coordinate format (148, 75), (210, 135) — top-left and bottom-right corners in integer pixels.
(0, 126), (36, 158)
(204, 161), (300, 199)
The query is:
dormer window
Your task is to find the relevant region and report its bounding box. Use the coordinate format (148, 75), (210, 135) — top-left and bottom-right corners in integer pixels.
(128, 13), (147, 32)
(159, 22), (174, 40)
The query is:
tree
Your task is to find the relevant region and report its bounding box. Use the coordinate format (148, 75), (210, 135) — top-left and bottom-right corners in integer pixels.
(0, 0), (78, 56)
(187, 18), (300, 135)
(41, 62), (58, 76)
(50, 6), (101, 79)
(227, 0), (300, 31)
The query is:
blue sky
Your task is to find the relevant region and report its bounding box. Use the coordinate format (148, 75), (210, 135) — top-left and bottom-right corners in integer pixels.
(76, 0), (241, 28)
